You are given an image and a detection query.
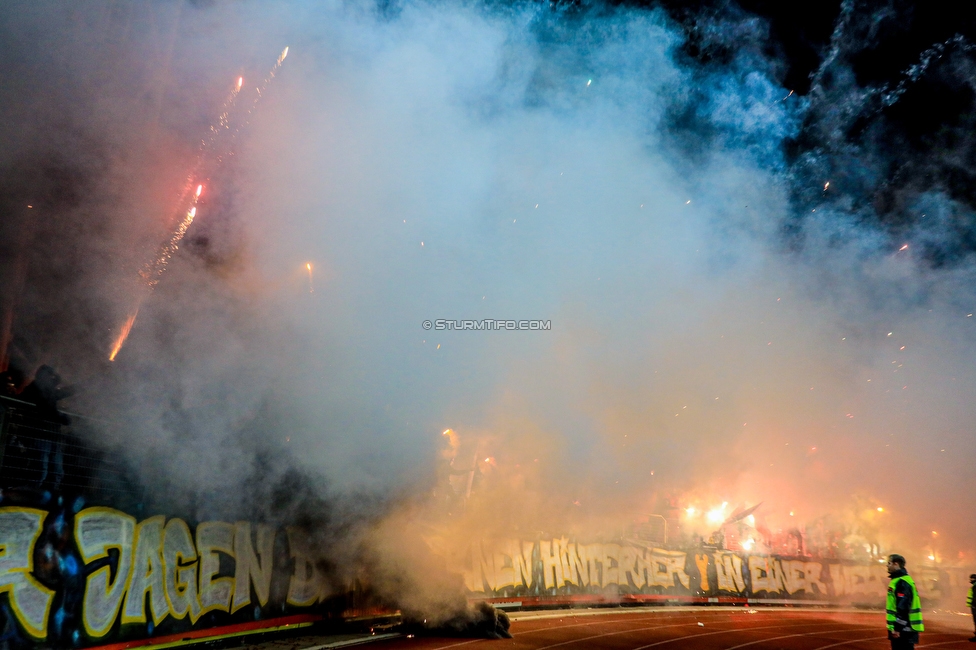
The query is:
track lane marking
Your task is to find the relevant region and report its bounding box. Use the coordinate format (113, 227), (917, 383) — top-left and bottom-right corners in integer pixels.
(515, 613), (875, 633)
(515, 612), (740, 637)
(508, 607), (861, 624)
(918, 641), (976, 647)
(418, 640), (483, 650)
(810, 631), (971, 650)
(724, 627), (879, 649)
(533, 622), (738, 649)
(810, 635), (889, 649)
(382, 610), (919, 650)
(514, 608), (859, 637)
(534, 620), (848, 650)
(628, 621), (873, 650)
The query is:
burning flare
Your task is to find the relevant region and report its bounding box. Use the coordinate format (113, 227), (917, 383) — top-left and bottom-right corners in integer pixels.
(706, 502), (728, 525)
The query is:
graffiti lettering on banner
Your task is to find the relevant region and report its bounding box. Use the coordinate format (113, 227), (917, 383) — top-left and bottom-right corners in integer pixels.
(0, 506), (327, 642)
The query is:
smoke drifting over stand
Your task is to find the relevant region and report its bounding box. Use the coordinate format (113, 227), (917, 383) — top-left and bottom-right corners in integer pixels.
(2, 0), (976, 608)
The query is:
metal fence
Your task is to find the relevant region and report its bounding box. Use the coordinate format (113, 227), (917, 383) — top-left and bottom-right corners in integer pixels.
(0, 395), (137, 501)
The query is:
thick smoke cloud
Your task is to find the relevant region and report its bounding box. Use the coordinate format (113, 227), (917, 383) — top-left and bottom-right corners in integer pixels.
(2, 0), (975, 606)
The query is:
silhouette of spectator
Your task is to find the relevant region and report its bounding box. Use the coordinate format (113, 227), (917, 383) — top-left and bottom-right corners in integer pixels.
(19, 365), (72, 424)
(17, 365), (73, 489)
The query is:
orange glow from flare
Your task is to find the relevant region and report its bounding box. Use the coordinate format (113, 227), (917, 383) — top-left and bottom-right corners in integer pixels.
(237, 77), (243, 90)
(109, 310), (139, 361)
(196, 185), (203, 197)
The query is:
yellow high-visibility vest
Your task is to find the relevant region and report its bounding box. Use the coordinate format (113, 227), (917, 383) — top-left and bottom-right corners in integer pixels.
(886, 575), (924, 632)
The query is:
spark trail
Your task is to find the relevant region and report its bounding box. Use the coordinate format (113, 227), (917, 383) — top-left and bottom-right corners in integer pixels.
(108, 48), (290, 360)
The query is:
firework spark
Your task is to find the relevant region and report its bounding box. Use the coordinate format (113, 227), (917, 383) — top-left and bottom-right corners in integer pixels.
(107, 49), (290, 360)
(109, 309), (139, 362)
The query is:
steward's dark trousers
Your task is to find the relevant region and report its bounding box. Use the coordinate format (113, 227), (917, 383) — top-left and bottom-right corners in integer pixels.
(890, 636), (915, 650)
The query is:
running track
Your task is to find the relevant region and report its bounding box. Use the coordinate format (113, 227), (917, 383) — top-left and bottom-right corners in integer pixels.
(377, 607), (975, 650)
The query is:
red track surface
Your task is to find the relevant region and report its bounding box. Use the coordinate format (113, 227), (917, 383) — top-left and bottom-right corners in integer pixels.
(377, 607), (975, 650)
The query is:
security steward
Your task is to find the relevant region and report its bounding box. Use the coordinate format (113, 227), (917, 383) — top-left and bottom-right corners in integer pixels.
(886, 554), (924, 650)
(968, 573), (975, 642)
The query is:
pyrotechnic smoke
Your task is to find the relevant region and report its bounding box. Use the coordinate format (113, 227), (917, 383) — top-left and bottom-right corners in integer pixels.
(2, 0), (976, 615)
